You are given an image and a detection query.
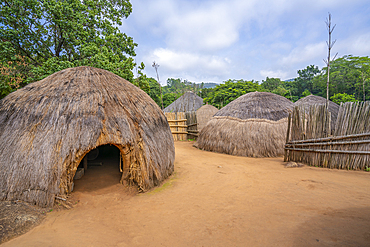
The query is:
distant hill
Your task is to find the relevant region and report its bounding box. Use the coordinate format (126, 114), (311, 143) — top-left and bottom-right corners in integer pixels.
(284, 78), (295, 82)
(198, 82), (219, 88)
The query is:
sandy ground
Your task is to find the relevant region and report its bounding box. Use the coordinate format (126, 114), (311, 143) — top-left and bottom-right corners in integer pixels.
(2, 141), (370, 247)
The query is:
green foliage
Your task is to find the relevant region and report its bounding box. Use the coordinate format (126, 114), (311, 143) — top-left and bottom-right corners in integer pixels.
(314, 55), (370, 101)
(292, 65), (320, 97)
(163, 78), (204, 95)
(261, 77), (281, 91)
(204, 79), (262, 108)
(147, 77), (162, 107)
(330, 93), (357, 104)
(163, 93), (179, 108)
(301, 89), (312, 98)
(133, 62), (149, 94)
(0, 0), (143, 98)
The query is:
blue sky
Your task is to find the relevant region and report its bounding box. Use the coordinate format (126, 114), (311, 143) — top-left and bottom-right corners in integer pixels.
(120, 0), (370, 85)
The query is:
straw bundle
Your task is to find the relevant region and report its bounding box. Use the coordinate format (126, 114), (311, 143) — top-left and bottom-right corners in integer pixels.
(196, 92), (293, 157)
(0, 66), (175, 207)
(164, 91), (203, 112)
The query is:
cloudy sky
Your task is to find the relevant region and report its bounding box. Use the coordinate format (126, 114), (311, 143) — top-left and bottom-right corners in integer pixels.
(120, 0), (370, 85)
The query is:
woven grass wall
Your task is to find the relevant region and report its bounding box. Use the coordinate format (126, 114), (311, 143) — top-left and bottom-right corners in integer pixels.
(196, 104), (218, 131)
(0, 66), (175, 207)
(195, 92), (293, 157)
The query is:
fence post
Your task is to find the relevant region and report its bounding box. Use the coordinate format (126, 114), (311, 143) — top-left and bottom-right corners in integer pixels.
(284, 112), (292, 162)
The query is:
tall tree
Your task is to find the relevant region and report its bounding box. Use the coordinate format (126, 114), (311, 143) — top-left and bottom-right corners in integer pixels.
(0, 0), (138, 97)
(204, 79), (262, 108)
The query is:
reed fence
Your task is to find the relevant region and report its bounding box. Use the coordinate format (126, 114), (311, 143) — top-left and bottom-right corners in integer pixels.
(285, 102), (370, 170)
(165, 112), (199, 141)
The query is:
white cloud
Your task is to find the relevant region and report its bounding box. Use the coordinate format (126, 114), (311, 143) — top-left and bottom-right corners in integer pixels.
(141, 48), (231, 83)
(126, 0), (370, 83)
(281, 42), (327, 65)
(337, 33), (370, 55)
(260, 70), (289, 79)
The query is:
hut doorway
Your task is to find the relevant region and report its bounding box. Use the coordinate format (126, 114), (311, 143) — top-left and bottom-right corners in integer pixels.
(73, 145), (122, 192)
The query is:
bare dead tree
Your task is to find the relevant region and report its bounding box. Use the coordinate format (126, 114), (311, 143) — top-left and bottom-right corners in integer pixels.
(323, 13), (338, 109)
(152, 61), (164, 110)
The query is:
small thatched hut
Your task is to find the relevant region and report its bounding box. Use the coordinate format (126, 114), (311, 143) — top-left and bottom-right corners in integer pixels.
(164, 91), (203, 112)
(196, 103), (219, 131)
(0, 66), (175, 207)
(294, 95), (339, 131)
(195, 92), (293, 157)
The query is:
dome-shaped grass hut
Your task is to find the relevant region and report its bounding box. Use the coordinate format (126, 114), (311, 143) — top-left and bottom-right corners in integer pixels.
(0, 66), (175, 207)
(294, 95), (339, 131)
(195, 92), (293, 157)
(196, 103), (219, 131)
(164, 91), (203, 112)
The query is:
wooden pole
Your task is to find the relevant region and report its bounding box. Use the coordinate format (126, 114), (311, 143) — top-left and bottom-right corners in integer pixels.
(287, 132), (370, 144)
(284, 113), (292, 162)
(285, 148), (370, 155)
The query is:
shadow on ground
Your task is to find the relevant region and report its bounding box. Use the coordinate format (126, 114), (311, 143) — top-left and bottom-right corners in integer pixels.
(0, 201), (46, 244)
(292, 207), (370, 246)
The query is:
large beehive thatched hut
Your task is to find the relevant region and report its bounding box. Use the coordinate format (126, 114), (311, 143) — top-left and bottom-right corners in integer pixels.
(294, 95), (339, 131)
(163, 91), (203, 112)
(195, 92), (293, 157)
(0, 66), (175, 207)
(196, 103), (219, 131)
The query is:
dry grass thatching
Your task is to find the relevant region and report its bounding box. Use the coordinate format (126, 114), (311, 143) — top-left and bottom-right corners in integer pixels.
(0, 66), (175, 207)
(196, 92), (293, 157)
(196, 104), (218, 131)
(214, 91), (293, 121)
(164, 91), (203, 112)
(294, 95), (339, 131)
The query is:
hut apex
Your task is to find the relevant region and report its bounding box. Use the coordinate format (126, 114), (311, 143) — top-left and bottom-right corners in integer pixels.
(0, 66), (175, 207)
(195, 92), (294, 157)
(294, 95), (339, 131)
(164, 91), (203, 113)
(196, 104), (219, 131)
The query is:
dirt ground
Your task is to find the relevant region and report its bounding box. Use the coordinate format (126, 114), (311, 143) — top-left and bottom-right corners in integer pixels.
(2, 141), (370, 247)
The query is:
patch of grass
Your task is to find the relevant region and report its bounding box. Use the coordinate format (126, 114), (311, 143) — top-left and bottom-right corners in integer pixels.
(365, 166), (370, 172)
(145, 172), (177, 195)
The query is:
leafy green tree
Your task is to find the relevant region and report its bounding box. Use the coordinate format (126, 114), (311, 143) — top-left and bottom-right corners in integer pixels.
(0, 0), (140, 97)
(314, 55), (370, 101)
(163, 93), (178, 108)
(261, 77), (281, 91)
(292, 65), (320, 97)
(204, 79), (262, 108)
(301, 89), (312, 97)
(147, 77), (161, 107)
(330, 93), (357, 104)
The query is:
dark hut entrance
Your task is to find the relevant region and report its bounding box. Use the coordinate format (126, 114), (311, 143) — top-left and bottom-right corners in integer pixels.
(73, 145), (122, 192)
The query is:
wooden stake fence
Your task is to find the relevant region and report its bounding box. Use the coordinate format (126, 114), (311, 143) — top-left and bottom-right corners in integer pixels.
(285, 102), (370, 170)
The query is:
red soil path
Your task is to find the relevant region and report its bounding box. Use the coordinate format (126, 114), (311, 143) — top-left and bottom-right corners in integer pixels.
(3, 141), (370, 246)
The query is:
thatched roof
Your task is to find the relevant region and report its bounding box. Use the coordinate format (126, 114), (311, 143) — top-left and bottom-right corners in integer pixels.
(294, 95), (339, 131)
(195, 92), (293, 157)
(196, 104), (219, 131)
(164, 91), (203, 112)
(0, 66), (175, 207)
(214, 91), (293, 121)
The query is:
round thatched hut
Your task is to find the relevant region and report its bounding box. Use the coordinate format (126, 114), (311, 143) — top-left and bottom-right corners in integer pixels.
(196, 103), (219, 131)
(0, 66), (175, 207)
(164, 91), (203, 112)
(195, 92), (293, 157)
(294, 95), (339, 131)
